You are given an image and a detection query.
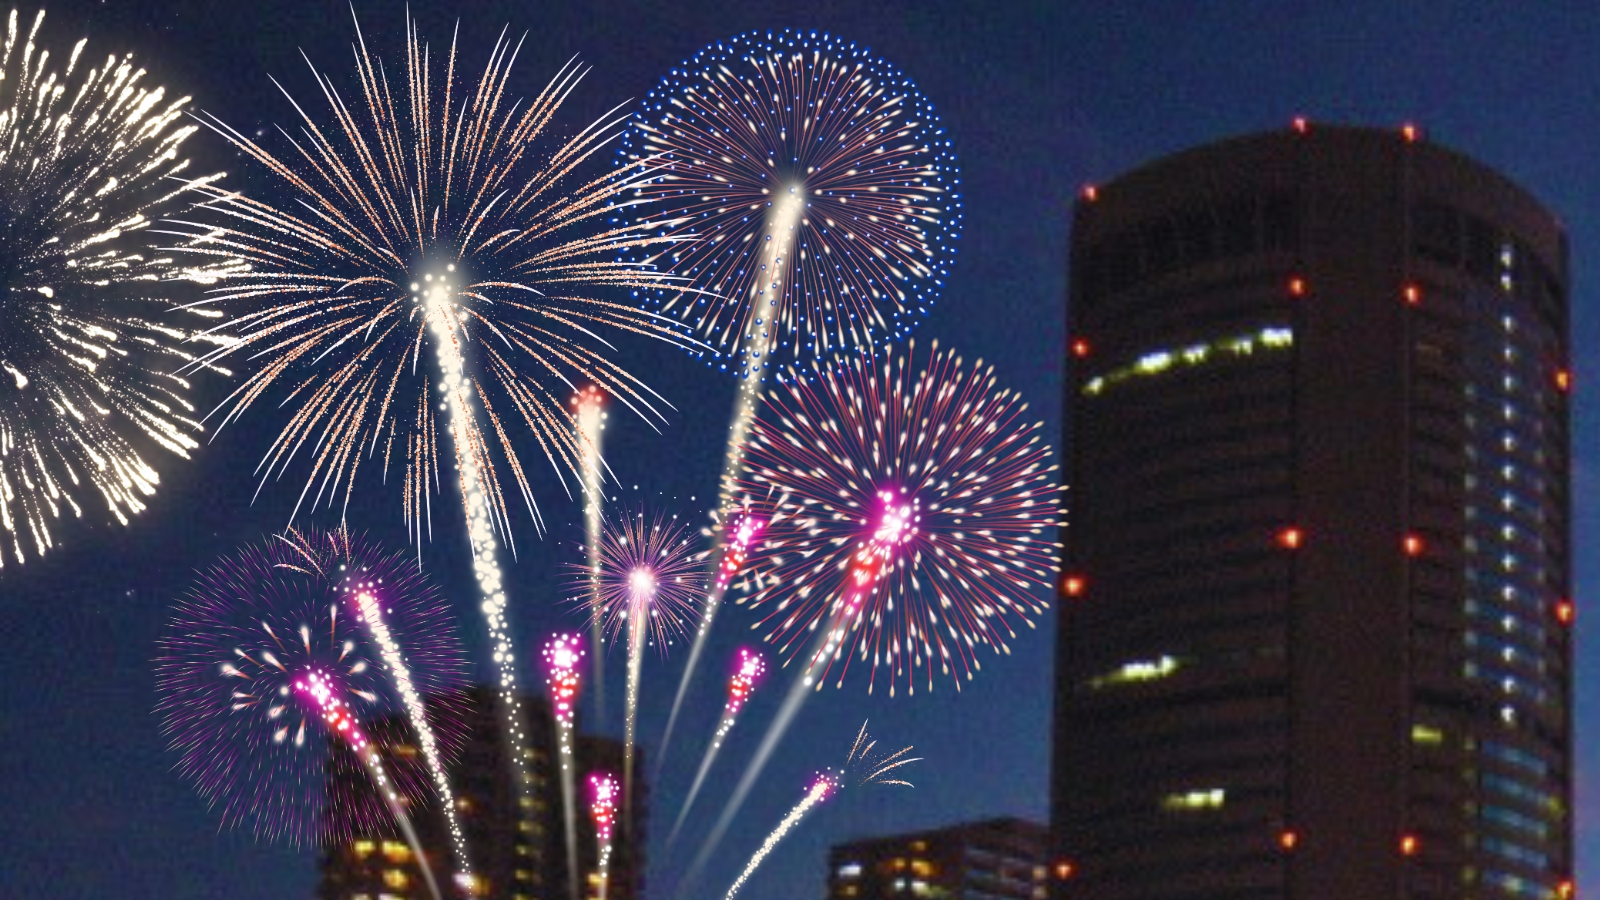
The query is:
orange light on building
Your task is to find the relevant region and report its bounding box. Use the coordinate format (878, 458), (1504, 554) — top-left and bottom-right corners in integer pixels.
(1555, 599), (1575, 626)
(1404, 534), (1424, 557)
(1401, 123), (1420, 142)
(1399, 834), (1420, 856)
(1291, 116), (1309, 134)
(1558, 878), (1575, 899)
(1054, 861), (1076, 880)
(1556, 368), (1572, 393)
(1082, 184), (1098, 202)
(1278, 829), (1299, 851)
(1403, 283), (1421, 305)
(1277, 527), (1303, 550)
(1288, 276), (1307, 297)
(1071, 338), (1092, 359)
(1062, 575), (1087, 598)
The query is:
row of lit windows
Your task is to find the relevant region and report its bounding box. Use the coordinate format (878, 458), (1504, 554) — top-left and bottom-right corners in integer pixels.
(1079, 326), (1293, 396)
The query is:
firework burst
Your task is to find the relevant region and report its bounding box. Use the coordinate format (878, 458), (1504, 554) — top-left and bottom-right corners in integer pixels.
(154, 527), (469, 849)
(0, 8), (229, 567)
(739, 339), (1062, 695)
(621, 28), (961, 377)
(722, 721), (919, 899)
(578, 506), (702, 799)
(166, 9), (705, 833)
(627, 28), (960, 775)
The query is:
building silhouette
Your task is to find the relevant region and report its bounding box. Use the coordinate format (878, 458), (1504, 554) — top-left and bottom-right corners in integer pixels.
(827, 817), (1049, 900)
(1053, 125), (1572, 899)
(317, 686), (646, 900)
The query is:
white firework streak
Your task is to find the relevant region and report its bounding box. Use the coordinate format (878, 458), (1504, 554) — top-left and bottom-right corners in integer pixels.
(349, 581), (472, 885)
(575, 388), (608, 725)
(668, 648), (764, 847)
(656, 193), (802, 773)
(723, 776), (832, 900)
(543, 634), (584, 900)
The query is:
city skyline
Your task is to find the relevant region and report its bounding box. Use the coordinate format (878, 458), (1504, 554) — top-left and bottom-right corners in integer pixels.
(2, 2), (1599, 900)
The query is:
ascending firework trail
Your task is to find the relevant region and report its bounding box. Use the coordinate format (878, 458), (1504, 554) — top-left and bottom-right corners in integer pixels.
(617, 28), (963, 776)
(167, 10), (706, 878)
(681, 340), (1062, 893)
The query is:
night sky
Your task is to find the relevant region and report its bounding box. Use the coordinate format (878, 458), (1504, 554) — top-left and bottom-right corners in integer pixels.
(1, 1), (1597, 898)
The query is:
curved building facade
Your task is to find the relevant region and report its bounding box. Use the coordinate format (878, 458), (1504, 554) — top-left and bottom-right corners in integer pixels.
(1051, 126), (1572, 900)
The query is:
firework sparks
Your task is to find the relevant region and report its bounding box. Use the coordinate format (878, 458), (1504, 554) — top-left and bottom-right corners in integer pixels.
(589, 772), (619, 900)
(743, 339), (1061, 695)
(626, 27), (960, 775)
(622, 28), (962, 376)
(573, 386), (609, 724)
(154, 528), (469, 849)
(543, 633), (585, 900)
(690, 340), (1059, 883)
(656, 508), (765, 778)
(668, 648), (765, 847)
(722, 722), (919, 900)
(167, 9), (704, 836)
(0, 8), (230, 567)
(579, 507), (702, 804)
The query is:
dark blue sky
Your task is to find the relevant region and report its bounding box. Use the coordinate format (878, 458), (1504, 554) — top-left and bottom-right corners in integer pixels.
(0, 1), (1596, 898)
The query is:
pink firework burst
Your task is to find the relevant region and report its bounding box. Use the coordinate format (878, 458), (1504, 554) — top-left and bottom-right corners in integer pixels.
(735, 340), (1062, 695)
(577, 508), (704, 655)
(154, 528), (470, 846)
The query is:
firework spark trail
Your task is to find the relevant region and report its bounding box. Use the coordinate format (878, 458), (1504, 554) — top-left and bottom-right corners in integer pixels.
(579, 508), (702, 810)
(0, 8), (232, 567)
(573, 387), (609, 726)
(721, 722), (919, 900)
(686, 341), (1060, 886)
(624, 28), (960, 773)
(668, 648), (765, 847)
(155, 528), (470, 848)
(295, 668), (443, 900)
(341, 553), (473, 885)
(589, 772), (619, 900)
(166, 10), (708, 848)
(655, 507), (765, 782)
(723, 775), (832, 900)
(543, 634), (585, 900)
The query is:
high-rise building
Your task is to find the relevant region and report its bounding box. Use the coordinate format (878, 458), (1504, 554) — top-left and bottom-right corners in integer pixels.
(827, 817), (1050, 900)
(1052, 125), (1572, 899)
(317, 686), (646, 900)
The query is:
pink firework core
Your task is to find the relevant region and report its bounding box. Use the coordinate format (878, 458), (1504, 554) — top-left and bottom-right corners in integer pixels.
(809, 772), (838, 799)
(294, 670), (370, 753)
(589, 773), (619, 840)
(542, 634), (585, 726)
(726, 649), (766, 715)
(717, 513), (767, 589)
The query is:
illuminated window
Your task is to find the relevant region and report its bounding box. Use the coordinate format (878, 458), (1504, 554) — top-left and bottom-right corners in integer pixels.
(911, 859), (934, 877)
(1053, 861), (1075, 879)
(1278, 830), (1298, 851)
(1411, 724), (1445, 745)
(382, 870), (409, 890)
(393, 744), (418, 757)
(381, 840), (411, 864)
(1161, 788), (1225, 811)
(1081, 326), (1293, 396)
(458, 796), (474, 812)
(837, 863), (862, 879)
(352, 840), (375, 859)
(1089, 655), (1179, 689)
(1399, 834), (1420, 857)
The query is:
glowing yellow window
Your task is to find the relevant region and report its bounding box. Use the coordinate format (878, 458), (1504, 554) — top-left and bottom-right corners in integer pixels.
(352, 840), (375, 858)
(381, 840), (411, 863)
(911, 859), (934, 877)
(382, 869), (409, 890)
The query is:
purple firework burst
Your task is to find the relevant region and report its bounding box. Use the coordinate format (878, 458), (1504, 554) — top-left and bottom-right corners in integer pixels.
(154, 527), (470, 846)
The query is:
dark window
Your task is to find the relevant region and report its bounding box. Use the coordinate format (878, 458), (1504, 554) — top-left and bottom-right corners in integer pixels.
(1465, 215), (1498, 279)
(1413, 199), (1460, 265)
(1142, 218), (1180, 276)
(1261, 191), (1300, 252)
(1217, 197), (1256, 257)
(1179, 207), (1217, 264)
